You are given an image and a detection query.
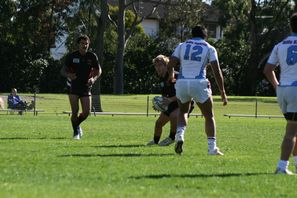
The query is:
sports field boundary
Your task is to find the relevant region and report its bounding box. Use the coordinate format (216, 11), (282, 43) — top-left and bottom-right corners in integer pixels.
(0, 108), (44, 115)
(62, 111), (203, 117)
(224, 114), (283, 119)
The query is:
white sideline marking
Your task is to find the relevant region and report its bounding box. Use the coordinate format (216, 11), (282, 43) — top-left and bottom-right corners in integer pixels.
(224, 114), (283, 119)
(62, 111), (203, 117)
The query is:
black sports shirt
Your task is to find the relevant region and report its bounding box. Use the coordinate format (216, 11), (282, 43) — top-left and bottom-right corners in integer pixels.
(65, 50), (99, 94)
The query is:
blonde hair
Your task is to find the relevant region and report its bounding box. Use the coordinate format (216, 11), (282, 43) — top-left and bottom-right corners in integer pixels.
(152, 55), (169, 65)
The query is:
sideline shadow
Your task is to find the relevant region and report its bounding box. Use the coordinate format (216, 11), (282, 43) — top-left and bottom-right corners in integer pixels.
(92, 144), (146, 148)
(58, 153), (174, 158)
(130, 172), (272, 179)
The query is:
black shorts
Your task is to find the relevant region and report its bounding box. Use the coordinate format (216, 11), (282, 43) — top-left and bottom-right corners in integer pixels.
(163, 101), (179, 116)
(284, 112), (297, 121)
(68, 86), (91, 97)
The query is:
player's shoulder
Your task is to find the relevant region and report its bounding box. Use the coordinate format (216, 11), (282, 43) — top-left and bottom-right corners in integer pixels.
(201, 39), (215, 48)
(277, 35), (297, 46)
(205, 42), (217, 53)
(87, 51), (97, 56)
(188, 38), (215, 49)
(175, 42), (184, 48)
(86, 51), (98, 59)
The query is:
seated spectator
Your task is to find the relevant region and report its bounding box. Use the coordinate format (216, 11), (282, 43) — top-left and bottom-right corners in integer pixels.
(7, 88), (28, 110)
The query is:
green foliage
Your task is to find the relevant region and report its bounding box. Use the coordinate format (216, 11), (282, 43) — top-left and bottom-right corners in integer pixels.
(39, 58), (67, 93)
(159, 0), (204, 41)
(2, 0), (297, 95)
(212, 35), (250, 95)
(210, 0), (295, 95)
(212, 0), (250, 27)
(108, 5), (144, 35)
(101, 33), (160, 94)
(124, 34), (159, 94)
(0, 0), (72, 92)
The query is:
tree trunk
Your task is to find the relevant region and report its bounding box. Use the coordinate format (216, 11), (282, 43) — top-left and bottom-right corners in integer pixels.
(92, 0), (108, 112)
(241, 0), (259, 96)
(114, 0), (125, 94)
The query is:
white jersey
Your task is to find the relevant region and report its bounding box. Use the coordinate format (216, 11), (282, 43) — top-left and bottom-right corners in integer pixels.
(267, 34), (297, 86)
(171, 38), (218, 80)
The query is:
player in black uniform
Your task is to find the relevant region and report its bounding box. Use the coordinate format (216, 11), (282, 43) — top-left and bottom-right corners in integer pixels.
(61, 35), (102, 139)
(147, 55), (193, 146)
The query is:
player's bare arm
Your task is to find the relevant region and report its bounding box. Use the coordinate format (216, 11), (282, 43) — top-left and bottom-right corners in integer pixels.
(87, 64), (102, 86)
(167, 56), (179, 83)
(210, 60), (227, 105)
(263, 63), (279, 89)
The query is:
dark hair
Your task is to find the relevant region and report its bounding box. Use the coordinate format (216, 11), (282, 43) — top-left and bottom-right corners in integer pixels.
(290, 13), (297, 33)
(76, 35), (90, 44)
(192, 26), (207, 39)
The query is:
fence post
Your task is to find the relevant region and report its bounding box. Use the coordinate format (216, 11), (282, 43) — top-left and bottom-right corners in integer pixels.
(146, 96), (149, 117)
(33, 92), (37, 116)
(255, 94), (258, 118)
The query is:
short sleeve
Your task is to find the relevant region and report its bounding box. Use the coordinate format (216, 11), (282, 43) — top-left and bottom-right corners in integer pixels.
(91, 53), (100, 70)
(171, 43), (183, 59)
(267, 45), (279, 66)
(209, 46), (218, 62)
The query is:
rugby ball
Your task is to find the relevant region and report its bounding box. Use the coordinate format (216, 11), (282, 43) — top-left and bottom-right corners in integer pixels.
(152, 96), (167, 112)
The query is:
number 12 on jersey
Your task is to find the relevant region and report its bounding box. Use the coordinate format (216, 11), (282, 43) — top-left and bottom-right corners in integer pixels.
(183, 44), (203, 62)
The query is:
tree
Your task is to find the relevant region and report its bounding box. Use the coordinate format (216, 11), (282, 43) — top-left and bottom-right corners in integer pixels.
(160, 0), (204, 41)
(0, 0), (71, 92)
(110, 0), (169, 94)
(243, 0), (293, 95)
(91, 0), (109, 112)
(211, 0), (294, 95)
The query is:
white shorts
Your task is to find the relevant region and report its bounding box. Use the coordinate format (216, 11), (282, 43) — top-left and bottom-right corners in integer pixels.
(277, 86), (297, 113)
(175, 79), (212, 104)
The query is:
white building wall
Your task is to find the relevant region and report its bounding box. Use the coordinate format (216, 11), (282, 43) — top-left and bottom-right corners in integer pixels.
(141, 19), (159, 37)
(216, 25), (222, 40)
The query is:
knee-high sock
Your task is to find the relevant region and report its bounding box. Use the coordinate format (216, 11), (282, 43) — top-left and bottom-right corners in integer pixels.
(71, 117), (79, 132)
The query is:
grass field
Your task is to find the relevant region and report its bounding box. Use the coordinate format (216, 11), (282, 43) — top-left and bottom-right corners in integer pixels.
(0, 94), (296, 197)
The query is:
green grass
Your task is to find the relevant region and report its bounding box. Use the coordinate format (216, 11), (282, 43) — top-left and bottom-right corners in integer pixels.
(0, 93), (281, 115)
(0, 94), (296, 197)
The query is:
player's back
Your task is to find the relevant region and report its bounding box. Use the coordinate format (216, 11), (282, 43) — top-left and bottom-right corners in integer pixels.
(274, 35), (297, 85)
(174, 38), (216, 80)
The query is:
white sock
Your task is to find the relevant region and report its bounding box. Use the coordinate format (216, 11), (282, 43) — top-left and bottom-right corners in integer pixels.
(277, 160), (289, 170)
(293, 156), (297, 167)
(208, 137), (216, 151)
(176, 126), (186, 141)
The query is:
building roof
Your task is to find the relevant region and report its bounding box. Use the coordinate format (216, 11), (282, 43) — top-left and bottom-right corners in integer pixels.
(107, 0), (221, 22)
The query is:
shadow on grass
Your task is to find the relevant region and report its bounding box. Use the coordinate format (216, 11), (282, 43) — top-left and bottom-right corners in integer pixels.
(130, 172), (272, 179)
(92, 144), (146, 148)
(58, 153), (174, 157)
(0, 137), (67, 140)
